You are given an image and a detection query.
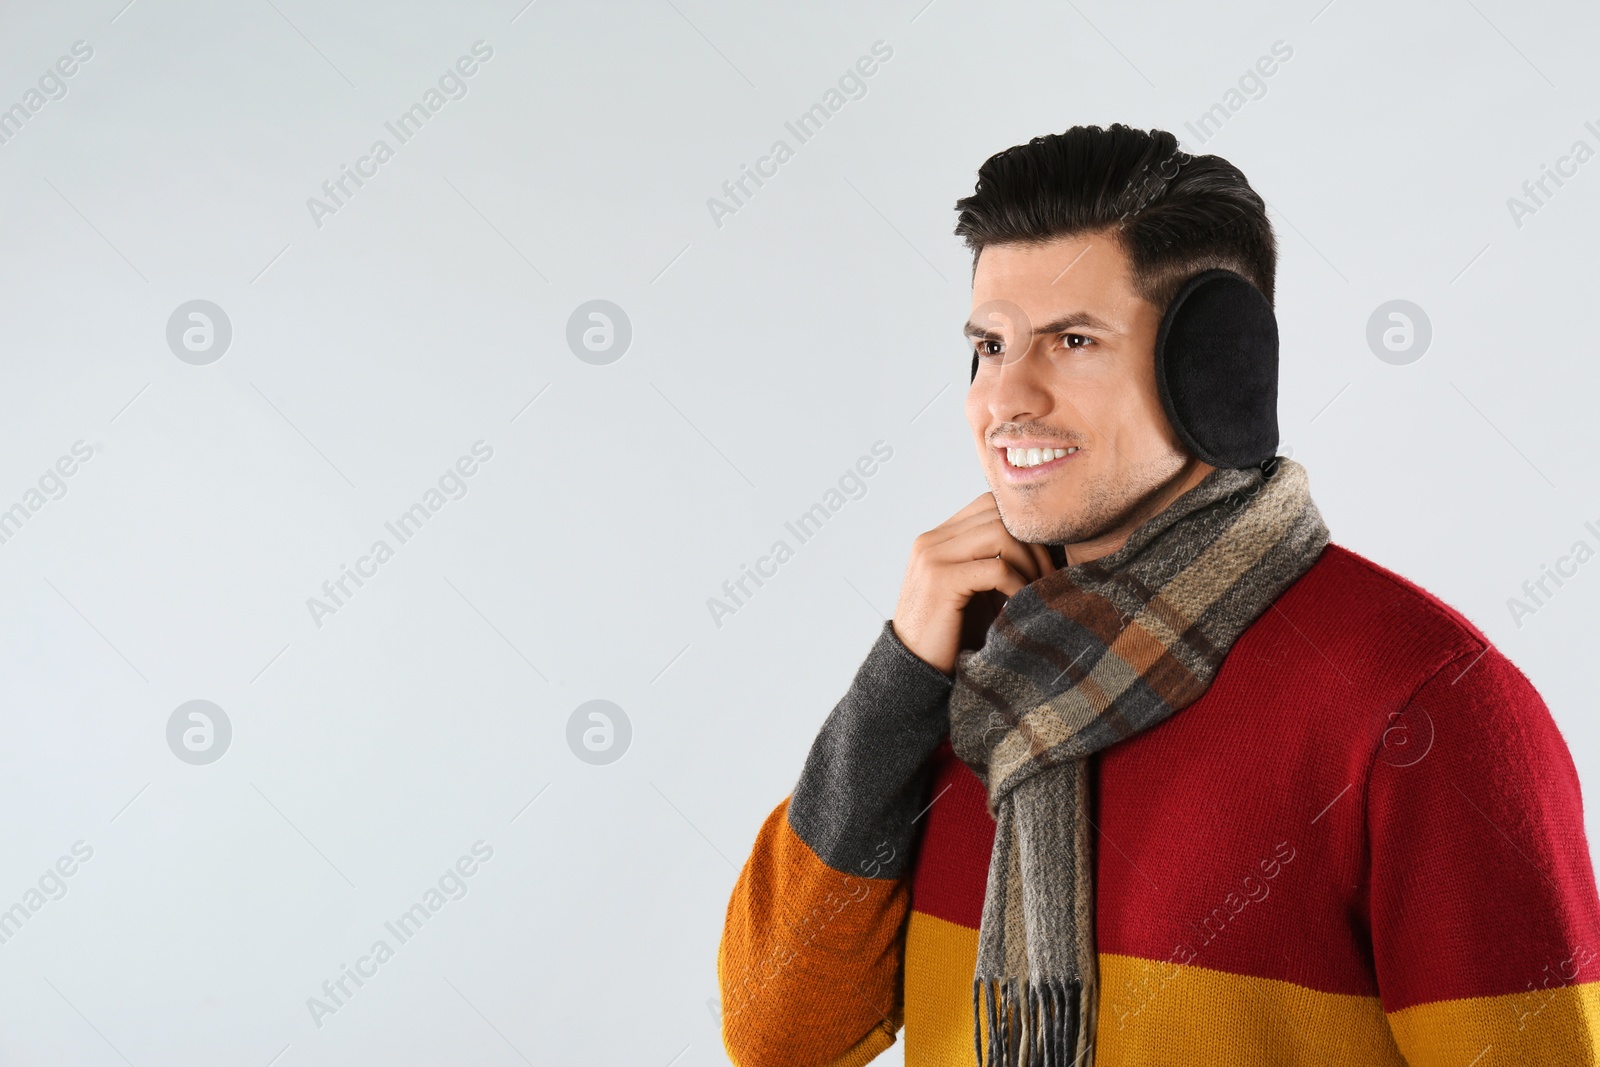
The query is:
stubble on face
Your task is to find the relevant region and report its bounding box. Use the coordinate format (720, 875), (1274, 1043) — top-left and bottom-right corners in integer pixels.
(990, 446), (1191, 548)
(965, 232), (1211, 561)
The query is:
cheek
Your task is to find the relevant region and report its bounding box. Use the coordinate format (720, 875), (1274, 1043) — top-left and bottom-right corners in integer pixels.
(1106, 405), (1168, 461)
(1124, 386), (1167, 431)
(965, 389), (987, 438)
(1093, 368), (1173, 456)
(1059, 378), (1119, 432)
(1132, 390), (1183, 454)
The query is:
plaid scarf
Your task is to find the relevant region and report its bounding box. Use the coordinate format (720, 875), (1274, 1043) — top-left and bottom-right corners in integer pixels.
(947, 456), (1329, 1066)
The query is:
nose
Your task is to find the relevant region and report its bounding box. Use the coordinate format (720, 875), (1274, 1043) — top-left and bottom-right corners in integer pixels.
(979, 337), (1057, 426)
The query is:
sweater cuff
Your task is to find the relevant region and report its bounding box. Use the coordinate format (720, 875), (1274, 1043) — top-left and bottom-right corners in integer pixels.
(785, 619), (955, 881)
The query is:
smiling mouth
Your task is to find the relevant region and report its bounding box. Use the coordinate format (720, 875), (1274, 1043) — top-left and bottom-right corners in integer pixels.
(1004, 446), (1078, 468)
(995, 444), (1081, 481)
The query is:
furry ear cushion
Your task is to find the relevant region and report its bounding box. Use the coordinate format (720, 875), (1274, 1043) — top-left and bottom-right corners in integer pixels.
(966, 267), (1279, 470)
(1152, 268), (1279, 469)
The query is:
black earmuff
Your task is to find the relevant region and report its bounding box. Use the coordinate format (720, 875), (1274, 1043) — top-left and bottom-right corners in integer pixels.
(967, 267), (1278, 470)
(1151, 268), (1278, 469)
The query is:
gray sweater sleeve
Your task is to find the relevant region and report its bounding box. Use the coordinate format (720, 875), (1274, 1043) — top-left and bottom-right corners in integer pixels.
(784, 619), (955, 881)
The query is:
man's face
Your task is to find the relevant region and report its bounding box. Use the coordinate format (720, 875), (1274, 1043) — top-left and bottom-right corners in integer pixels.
(963, 230), (1198, 548)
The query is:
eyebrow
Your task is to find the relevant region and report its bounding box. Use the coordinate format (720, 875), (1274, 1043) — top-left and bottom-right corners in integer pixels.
(962, 310), (1118, 341)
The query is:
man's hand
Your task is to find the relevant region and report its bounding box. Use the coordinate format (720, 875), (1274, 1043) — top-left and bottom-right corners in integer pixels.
(891, 492), (1056, 677)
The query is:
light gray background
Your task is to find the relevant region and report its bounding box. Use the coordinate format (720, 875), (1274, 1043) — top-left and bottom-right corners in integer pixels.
(1, 1), (1596, 1064)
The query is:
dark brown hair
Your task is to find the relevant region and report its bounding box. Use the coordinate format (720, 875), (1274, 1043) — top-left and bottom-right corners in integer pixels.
(953, 124), (1277, 309)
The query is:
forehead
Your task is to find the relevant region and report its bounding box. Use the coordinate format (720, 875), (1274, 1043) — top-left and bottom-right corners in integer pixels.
(970, 232), (1140, 320)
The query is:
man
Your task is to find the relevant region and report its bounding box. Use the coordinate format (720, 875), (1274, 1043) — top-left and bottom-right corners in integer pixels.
(717, 124), (1600, 1066)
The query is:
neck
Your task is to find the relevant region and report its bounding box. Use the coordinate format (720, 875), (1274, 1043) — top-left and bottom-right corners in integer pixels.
(1060, 457), (1216, 567)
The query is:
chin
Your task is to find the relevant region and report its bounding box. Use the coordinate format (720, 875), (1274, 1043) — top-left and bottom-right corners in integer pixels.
(994, 495), (1073, 546)
(994, 474), (1118, 546)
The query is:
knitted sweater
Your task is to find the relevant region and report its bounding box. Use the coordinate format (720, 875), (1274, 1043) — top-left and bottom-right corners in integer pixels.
(717, 542), (1600, 1066)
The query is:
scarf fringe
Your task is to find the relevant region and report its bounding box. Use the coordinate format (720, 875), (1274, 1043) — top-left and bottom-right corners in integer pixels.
(973, 976), (1094, 1067)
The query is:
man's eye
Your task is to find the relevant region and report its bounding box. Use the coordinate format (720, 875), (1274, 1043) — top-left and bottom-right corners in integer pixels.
(975, 339), (1005, 361)
(1062, 333), (1092, 349)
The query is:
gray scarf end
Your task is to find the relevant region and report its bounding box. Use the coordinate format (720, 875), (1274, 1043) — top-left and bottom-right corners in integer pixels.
(973, 976), (1095, 1067)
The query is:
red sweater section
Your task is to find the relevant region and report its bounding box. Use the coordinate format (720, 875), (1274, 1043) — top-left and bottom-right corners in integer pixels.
(910, 542), (1600, 1013)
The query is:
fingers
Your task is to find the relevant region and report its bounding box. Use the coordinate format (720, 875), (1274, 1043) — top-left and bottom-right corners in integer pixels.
(951, 491), (1000, 521)
(930, 510), (1052, 583)
(892, 492), (1055, 676)
(952, 557), (1031, 599)
(994, 533), (1047, 587)
(939, 497), (1059, 581)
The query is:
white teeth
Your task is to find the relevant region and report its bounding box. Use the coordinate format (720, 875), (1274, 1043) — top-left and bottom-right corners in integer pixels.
(1006, 446), (1077, 468)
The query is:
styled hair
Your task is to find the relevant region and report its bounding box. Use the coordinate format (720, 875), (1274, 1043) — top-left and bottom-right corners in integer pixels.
(953, 124), (1277, 309)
